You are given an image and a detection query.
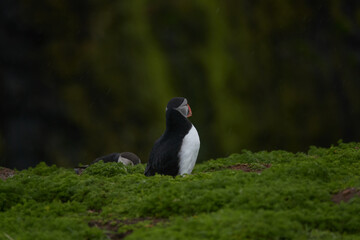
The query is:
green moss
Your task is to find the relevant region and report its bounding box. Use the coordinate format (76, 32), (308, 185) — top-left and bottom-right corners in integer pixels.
(83, 161), (146, 177)
(1, 142), (360, 239)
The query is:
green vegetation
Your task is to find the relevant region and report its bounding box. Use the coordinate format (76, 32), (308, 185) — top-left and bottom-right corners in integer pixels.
(1, 142), (360, 239)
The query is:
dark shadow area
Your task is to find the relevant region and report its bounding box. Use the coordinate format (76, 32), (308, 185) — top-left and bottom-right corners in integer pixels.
(1, 0), (359, 169)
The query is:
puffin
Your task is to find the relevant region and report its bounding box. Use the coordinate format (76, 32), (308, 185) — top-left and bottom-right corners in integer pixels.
(74, 152), (141, 174)
(92, 152), (141, 165)
(145, 97), (200, 177)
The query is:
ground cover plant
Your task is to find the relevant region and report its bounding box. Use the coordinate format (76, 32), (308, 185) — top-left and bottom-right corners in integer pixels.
(1, 141), (360, 239)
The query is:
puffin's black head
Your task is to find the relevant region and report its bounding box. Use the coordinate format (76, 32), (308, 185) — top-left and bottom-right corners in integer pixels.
(166, 97), (192, 118)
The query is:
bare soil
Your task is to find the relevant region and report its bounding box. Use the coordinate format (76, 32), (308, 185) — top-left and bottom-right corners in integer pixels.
(89, 218), (166, 240)
(0, 167), (16, 181)
(332, 188), (360, 204)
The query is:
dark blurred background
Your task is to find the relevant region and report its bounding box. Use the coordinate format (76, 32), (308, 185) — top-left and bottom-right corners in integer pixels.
(1, 0), (360, 169)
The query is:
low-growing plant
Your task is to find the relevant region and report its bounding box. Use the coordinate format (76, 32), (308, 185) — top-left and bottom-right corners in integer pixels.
(0, 142), (359, 239)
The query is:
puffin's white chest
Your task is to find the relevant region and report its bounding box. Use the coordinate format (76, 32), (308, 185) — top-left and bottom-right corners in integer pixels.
(178, 125), (200, 175)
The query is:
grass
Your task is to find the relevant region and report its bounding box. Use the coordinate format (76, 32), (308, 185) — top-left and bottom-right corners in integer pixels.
(1, 141), (360, 239)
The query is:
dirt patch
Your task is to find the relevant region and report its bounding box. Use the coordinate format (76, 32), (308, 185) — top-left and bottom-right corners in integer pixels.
(89, 218), (166, 240)
(332, 188), (360, 204)
(0, 167), (16, 181)
(228, 163), (271, 173)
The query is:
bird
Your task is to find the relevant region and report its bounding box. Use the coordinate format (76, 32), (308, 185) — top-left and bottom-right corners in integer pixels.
(145, 97), (200, 177)
(74, 152), (141, 175)
(92, 152), (141, 165)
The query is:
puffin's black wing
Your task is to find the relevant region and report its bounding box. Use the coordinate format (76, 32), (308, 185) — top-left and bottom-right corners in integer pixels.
(145, 135), (182, 177)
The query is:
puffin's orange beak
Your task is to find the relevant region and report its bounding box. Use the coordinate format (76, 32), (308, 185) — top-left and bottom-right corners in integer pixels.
(187, 104), (192, 117)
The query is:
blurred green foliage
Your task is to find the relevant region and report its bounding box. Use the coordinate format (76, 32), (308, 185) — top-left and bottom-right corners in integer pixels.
(1, 0), (360, 167)
(1, 142), (360, 239)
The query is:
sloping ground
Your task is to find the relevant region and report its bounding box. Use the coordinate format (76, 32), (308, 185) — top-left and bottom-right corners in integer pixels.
(1, 142), (360, 239)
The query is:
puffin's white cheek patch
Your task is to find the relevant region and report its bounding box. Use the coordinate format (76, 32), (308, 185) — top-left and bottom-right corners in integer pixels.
(175, 105), (189, 117)
(118, 156), (134, 165)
